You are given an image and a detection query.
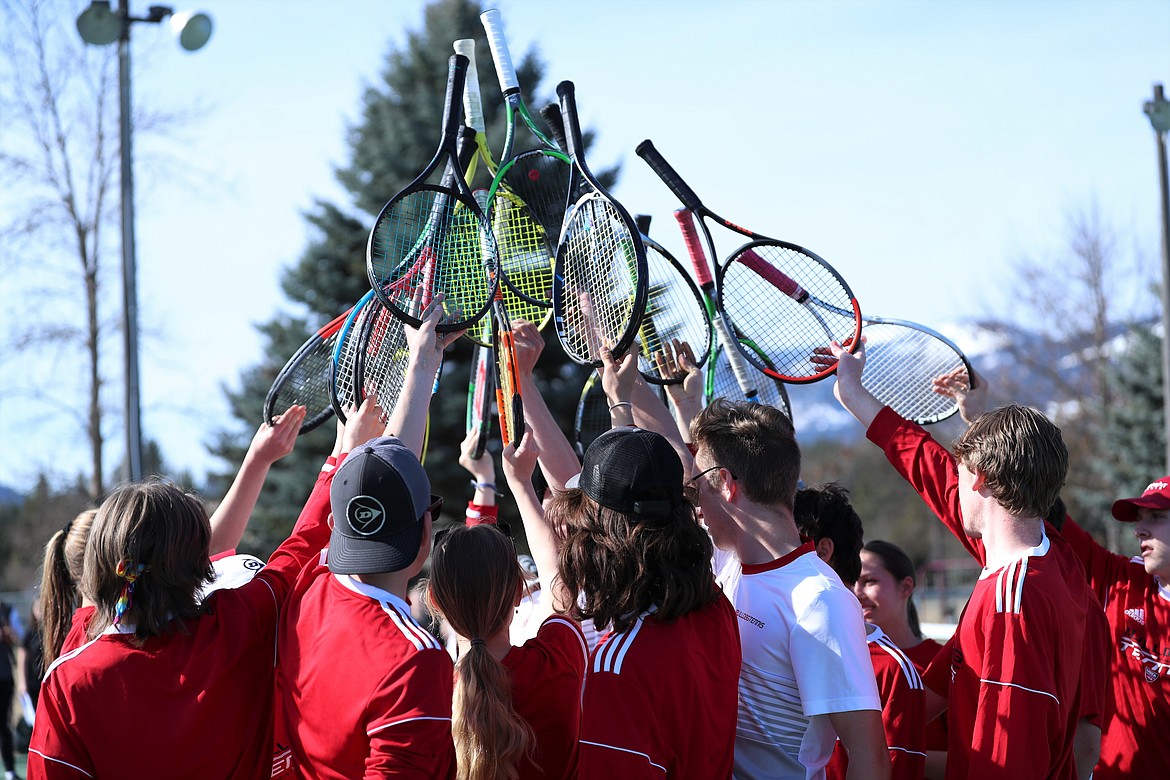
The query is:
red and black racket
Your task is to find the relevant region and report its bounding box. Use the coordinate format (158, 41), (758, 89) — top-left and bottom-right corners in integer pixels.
(638, 140), (861, 383)
(264, 309), (351, 434)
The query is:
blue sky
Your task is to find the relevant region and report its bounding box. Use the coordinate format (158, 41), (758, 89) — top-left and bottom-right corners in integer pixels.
(2, 0), (1167, 491)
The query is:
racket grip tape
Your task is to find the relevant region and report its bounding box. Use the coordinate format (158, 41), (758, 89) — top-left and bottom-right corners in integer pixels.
(673, 209), (714, 286)
(443, 54), (470, 142)
(636, 140), (703, 211)
(480, 9), (520, 94)
(453, 39), (486, 134)
(736, 249), (808, 302)
(539, 103), (569, 153)
(713, 316), (759, 402)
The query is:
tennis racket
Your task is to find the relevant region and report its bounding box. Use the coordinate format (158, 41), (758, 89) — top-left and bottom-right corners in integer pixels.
(857, 317), (974, 425)
(466, 316), (495, 459)
(329, 289), (378, 424)
(264, 309), (351, 434)
(492, 295), (525, 446)
(553, 81), (648, 368)
(637, 224), (712, 386)
(573, 372), (610, 457)
(638, 140), (861, 383)
(708, 341), (793, 423)
(366, 53), (495, 332)
(480, 9), (571, 306)
(456, 36), (553, 334)
(672, 208), (764, 403)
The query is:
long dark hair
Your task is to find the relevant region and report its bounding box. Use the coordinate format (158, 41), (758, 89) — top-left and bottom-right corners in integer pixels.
(426, 524), (534, 780)
(863, 540), (922, 639)
(548, 487), (718, 634)
(38, 509), (96, 669)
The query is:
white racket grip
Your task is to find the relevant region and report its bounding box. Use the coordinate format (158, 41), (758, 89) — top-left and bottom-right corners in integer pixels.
(713, 315), (759, 401)
(453, 39), (486, 134)
(480, 9), (519, 93)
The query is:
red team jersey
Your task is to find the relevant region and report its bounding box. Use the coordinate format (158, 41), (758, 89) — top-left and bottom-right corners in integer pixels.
(902, 638), (947, 751)
(274, 568), (455, 780)
(868, 407), (1096, 780)
(827, 624), (926, 780)
(577, 591), (741, 779)
(503, 615), (589, 780)
(1059, 515), (1170, 778)
(28, 460), (338, 779)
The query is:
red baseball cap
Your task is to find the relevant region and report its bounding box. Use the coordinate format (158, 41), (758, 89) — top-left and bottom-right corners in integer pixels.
(1111, 476), (1170, 522)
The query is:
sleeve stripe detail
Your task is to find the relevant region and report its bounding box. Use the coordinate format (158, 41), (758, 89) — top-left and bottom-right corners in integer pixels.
(979, 677), (1060, 705)
(594, 615), (645, 674)
(367, 715), (452, 737)
(258, 577), (279, 666)
(27, 749), (95, 778)
(996, 558), (1028, 614)
(381, 603), (442, 651)
(42, 635), (103, 682)
(874, 636), (925, 690)
(545, 617), (590, 665)
(579, 740), (667, 773)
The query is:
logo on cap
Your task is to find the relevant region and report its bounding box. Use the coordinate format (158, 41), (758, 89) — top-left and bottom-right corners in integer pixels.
(347, 496), (387, 536)
(1148, 481), (1169, 493)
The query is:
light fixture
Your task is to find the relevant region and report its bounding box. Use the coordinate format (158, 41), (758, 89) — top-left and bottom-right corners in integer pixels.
(74, 1), (213, 481)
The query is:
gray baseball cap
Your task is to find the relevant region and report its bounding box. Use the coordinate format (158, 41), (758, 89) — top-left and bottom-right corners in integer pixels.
(328, 437), (432, 574)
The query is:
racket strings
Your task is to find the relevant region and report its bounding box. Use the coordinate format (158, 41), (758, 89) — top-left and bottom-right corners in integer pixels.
(708, 344), (793, 421)
(499, 151), (572, 248)
(360, 306), (411, 416)
(368, 188), (494, 325)
(574, 375), (611, 456)
(332, 303), (374, 415)
(861, 322), (965, 424)
(720, 243), (859, 381)
(491, 190), (555, 319)
(557, 197), (642, 364)
(636, 242), (712, 383)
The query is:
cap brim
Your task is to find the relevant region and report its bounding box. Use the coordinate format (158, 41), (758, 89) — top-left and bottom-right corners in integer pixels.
(1111, 494), (1170, 522)
(327, 519), (423, 574)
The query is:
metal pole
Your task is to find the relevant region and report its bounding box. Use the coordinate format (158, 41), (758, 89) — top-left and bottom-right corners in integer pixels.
(117, 0), (143, 481)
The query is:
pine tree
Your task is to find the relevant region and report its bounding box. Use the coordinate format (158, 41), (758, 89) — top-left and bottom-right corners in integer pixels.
(210, 0), (606, 556)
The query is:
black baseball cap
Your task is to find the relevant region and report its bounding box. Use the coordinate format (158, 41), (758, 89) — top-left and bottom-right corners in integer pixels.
(567, 427), (684, 520)
(328, 437), (431, 574)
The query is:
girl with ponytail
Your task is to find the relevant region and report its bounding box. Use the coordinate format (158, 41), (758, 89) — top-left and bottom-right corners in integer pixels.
(428, 432), (586, 780)
(37, 510), (96, 670)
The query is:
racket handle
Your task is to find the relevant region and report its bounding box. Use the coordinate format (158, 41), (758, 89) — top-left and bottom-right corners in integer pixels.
(555, 81), (585, 160)
(736, 248), (808, 302)
(480, 9), (519, 95)
(636, 140), (703, 211)
(635, 214), (652, 235)
(453, 38), (486, 134)
(673, 209), (714, 287)
(510, 392), (525, 442)
(713, 317), (760, 402)
(539, 103), (569, 153)
(443, 54), (470, 142)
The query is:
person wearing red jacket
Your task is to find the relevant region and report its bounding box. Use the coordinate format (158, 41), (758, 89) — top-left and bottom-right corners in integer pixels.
(831, 340), (1095, 780)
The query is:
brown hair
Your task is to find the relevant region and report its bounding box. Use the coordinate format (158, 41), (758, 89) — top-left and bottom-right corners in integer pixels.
(426, 525), (534, 780)
(548, 487), (718, 634)
(81, 480), (214, 641)
(951, 404), (1067, 519)
(690, 399), (800, 508)
(38, 509), (97, 669)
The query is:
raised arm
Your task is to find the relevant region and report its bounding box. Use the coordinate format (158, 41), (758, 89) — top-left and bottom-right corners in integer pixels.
(512, 319), (581, 490)
(501, 431), (571, 619)
(386, 295), (464, 458)
(829, 338), (884, 430)
(208, 405), (306, 555)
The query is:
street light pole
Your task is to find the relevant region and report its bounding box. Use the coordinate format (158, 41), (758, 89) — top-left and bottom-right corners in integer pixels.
(1145, 84), (1170, 473)
(116, 0), (143, 481)
(76, 1), (212, 481)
